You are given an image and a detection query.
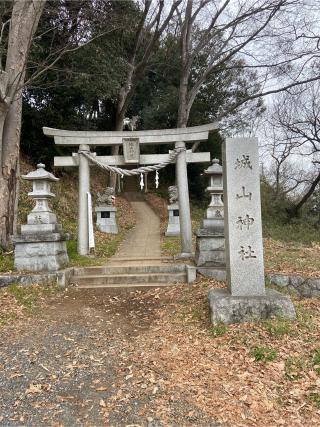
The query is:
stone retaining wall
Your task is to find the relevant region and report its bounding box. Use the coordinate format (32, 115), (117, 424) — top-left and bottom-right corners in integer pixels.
(0, 268), (74, 289)
(267, 273), (320, 298)
(1, 268), (320, 298)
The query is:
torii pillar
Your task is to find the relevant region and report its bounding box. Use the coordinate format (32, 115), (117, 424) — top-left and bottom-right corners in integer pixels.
(176, 141), (193, 256)
(78, 144), (90, 255)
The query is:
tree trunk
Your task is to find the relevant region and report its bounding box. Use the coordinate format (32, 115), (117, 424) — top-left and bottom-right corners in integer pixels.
(177, 75), (189, 128)
(109, 94), (127, 189)
(287, 171), (320, 219)
(0, 98), (21, 249)
(0, 0), (45, 250)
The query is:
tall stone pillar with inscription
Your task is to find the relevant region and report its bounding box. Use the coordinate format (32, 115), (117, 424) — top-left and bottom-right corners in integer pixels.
(195, 159), (226, 280)
(13, 164), (69, 272)
(208, 138), (296, 324)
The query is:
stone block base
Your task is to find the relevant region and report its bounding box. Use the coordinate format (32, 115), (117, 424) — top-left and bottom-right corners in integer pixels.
(95, 206), (118, 234)
(195, 231), (225, 267)
(13, 233), (69, 272)
(165, 203), (180, 236)
(198, 267), (226, 281)
(208, 288), (296, 325)
(97, 223), (118, 234)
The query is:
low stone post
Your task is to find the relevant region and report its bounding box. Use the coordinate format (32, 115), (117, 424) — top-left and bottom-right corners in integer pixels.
(165, 185), (180, 236)
(208, 138), (296, 324)
(95, 187), (118, 234)
(195, 159), (226, 280)
(13, 164), (69, 272)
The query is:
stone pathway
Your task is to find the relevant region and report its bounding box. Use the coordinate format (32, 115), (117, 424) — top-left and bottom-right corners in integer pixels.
(113, 193), (161, 259)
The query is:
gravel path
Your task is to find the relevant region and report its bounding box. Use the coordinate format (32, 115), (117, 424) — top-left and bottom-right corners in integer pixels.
(114, 198), (161, 259)
(0, 287), (217, 426)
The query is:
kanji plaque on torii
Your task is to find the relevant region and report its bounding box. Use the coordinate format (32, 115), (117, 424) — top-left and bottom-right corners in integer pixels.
(122, 137), (140, 164)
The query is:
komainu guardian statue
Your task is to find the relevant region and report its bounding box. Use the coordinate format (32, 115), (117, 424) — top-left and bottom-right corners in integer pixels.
(168, 185), (179, 205)
(97, 187), (115, 206)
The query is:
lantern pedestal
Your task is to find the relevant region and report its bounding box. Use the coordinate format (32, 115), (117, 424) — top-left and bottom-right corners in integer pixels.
(14, 232), (69, 272)
(13, 164), (69, 272)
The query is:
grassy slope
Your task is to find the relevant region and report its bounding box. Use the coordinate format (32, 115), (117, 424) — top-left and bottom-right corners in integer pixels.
(146, 192), (320, 277)
(0, 158), (136, 273)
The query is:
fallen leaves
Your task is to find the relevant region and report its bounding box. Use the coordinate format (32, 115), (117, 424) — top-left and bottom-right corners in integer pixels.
(1, 275), (320, 426)
(95, 387), (108, 392)
(26, 383), (51, 394)
(99, 399), (106, 408)
(264, 237), (320, 277)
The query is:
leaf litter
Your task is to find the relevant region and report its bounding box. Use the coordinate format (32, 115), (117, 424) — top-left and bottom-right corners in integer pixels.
(0, 276), (319, 425)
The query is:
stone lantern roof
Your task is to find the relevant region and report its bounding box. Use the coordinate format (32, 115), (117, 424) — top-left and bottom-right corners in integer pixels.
(204, 158), (222, 175)
(21, 163), (59, 182)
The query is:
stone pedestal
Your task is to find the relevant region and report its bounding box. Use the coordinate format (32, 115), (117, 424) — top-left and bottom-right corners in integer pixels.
(208, 288), (296, 325)
(165, 203), (180, 236)
(195, 229), (225, 266)
(195, 230), (226, 280)
(14, 232), (69, 272)
(95, 206), (118, 234)
(13, 163), (69, 273)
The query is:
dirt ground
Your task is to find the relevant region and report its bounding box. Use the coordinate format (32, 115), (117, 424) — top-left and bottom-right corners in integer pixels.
(0, 285), (217, 426)
(1, 280), (320, 427)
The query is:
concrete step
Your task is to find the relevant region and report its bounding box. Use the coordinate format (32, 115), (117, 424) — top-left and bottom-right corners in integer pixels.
(72, 272), (187, 286)
(73, 264), (186, 276)
(76, 282), (176, 290)
(107, 257), (173, 263)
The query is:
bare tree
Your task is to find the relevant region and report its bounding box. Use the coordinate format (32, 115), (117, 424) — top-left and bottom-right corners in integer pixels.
(263, 81), (320, 217)
(173, 0), (320, 140)
(114, 0), (182, 132)
(0, 0), (46, 250)
(108, 0), (181, 188)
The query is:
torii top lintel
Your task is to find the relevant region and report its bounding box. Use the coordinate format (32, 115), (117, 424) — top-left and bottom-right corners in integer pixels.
(43, 122), (219, 146)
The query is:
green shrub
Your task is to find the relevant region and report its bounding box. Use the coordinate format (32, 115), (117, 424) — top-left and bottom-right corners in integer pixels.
(263, 318), (292, 336)
(312, 349), (320, 375)
(309, 391), (320, 409)
(285, 356), (305, 380)
(209, 323), (227, 338)
(251, 346), (277, 362)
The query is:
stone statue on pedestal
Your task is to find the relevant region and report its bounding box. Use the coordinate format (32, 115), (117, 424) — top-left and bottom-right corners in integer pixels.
(165, 185), (180, 237)
(95, 186), (118, 234)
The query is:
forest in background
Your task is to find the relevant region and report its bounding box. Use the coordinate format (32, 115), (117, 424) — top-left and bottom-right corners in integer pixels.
(1, 0), (320, 249)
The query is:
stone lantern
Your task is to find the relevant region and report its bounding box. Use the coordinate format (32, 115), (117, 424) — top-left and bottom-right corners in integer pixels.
(201, 158), (224, 231)
(13, 164), (69, 272)
(195, 159), (225, 279)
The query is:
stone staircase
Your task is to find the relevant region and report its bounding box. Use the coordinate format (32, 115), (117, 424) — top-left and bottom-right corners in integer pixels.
(70, 257), (196, 290)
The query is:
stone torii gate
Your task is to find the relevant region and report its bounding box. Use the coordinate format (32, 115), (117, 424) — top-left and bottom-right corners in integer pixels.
(43, 123), (218, 256)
